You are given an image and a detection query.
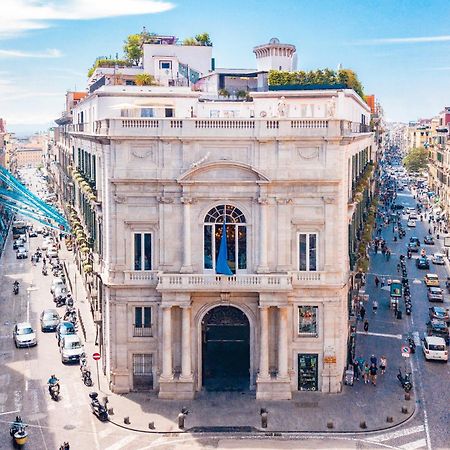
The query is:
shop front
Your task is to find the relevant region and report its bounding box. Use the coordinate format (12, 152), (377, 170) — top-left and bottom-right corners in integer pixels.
(297, 353), (318, 391)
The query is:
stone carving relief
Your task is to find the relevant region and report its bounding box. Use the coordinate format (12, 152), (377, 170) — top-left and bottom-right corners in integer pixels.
(297, 147), (320, 160)
(131, 145), (154, 159)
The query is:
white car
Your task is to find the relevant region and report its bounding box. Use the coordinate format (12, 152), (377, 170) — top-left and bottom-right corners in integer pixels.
(432, 253), (445, 265)
(407, 220), (416, 227)
(422, 336), (448, 362)
(60, 334), (84, 363)
(50, 277), (66, 294)
(16, 246), (28, 259)
(41, 237), (54, 251)
(47, 246), (58, 258)
(13, 322), (37, 348)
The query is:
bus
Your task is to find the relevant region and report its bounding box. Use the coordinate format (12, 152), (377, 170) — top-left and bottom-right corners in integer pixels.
(12, 220), (27, 239)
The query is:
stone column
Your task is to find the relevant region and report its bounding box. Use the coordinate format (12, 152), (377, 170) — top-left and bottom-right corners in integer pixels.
(257, 197), (269, 273)
(277, 306), (289, 379)
(323, 196), (336, 271)
(276, 198), (292, 271)
(180, 197), (193, 273)
(161, 305), (173, 379)
(180, 305), (192, 379)
(258, 306), (270, 379)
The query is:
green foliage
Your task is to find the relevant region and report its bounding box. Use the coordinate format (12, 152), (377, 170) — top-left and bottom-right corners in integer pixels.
(123, 34), (143, 65)
(135, 73), (157, 86)
(183, 32), (212, 46)
(403, 147), (429, 173)
(235, 90), (248, 99)
(218, 88), (230, 98)
(87, 58), (133, 77)
(268, 68), (365, 98)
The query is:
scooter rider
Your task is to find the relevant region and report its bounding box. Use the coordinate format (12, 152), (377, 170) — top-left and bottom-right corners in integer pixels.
(48, 374), (59, 393)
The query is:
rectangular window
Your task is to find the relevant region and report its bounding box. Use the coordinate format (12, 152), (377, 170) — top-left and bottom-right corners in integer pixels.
(238, 225), (247, 269)
(299, 232), (318, 271)
(134, 307), (152, 337)
(298, 306), (318, 336)
(141, 108), (154, 118)
(204, 225), (213, 269)
(165, 108), (174, 118)
(159, 61), (172, 70)
(134, 233), (152, 271)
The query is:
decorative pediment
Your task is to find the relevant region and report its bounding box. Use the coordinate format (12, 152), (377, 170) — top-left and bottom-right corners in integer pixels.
(177, 161), (270, 184)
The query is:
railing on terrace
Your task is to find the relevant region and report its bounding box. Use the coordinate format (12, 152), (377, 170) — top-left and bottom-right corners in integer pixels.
(70, 118), (373, 139)
(133, 326), (153, 337)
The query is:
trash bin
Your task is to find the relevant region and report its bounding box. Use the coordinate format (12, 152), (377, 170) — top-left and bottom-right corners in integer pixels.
(396, 310), (402, 320)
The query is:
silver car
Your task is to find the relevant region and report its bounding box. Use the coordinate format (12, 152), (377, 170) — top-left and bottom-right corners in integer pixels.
(40, 309), (60, 332)
(13, 322), (37, 348)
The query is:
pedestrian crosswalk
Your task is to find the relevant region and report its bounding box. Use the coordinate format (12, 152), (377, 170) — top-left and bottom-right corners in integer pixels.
(365, 424), (427, 450)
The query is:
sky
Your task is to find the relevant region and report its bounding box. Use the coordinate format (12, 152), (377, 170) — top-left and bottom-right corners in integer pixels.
(1, 0), (450, 134)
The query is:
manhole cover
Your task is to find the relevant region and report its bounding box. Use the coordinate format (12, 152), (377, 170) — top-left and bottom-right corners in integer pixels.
(63, 424), (76, 430)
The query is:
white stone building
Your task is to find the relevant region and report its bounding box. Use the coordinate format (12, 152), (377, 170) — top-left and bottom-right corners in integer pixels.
(60, 80), (374, 400)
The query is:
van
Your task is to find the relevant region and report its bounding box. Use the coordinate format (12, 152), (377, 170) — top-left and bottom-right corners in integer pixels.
(60, 334), (84, 363)
(422, 336), (448, 361)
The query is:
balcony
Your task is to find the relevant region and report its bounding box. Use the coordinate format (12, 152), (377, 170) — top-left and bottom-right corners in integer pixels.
(68, 118), (373, 140)
(124, 270), (158, 285)
(133, 325), (153, 337)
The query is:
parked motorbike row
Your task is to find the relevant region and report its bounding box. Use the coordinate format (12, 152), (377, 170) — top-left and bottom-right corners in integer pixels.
(89, 392), (109, 422)
(399, 255), (412, 315)
(397, 367), (413, 392)
(80, 353), (93, 387)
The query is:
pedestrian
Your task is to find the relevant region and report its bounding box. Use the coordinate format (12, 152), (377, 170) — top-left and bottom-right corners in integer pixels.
(380, 356), (387, 375)
(374, 276), (380, 288)
(380, 277), (385, 288)
(360, 305), (366, 321)
(397, 263), (401, 273)
(42, 256), (47, 266)
(363, 319), (369, 333)
(372, 299), (378, 314)
(370, 354), (377, 366)
(357, 355), (365, 373)
(369, 364), (378, 386)
(352, 358), (360, 381)
(363, 363), (370, 384)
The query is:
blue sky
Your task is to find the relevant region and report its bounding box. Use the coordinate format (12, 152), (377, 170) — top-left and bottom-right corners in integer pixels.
(1, 0), (450, 133)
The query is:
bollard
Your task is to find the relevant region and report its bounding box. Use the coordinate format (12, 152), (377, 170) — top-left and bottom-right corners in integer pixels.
(124, 416), (130, 424)
(149, 422), (155, 429)
(260, 408), (268, 429)
(360, 421), (367, 429)
(401, 406), (408, 414)
(107, 408), (114, 415)
(404, 393), (411, 401)
(386, 416), (394, 423)
(327, 421), (334, 429)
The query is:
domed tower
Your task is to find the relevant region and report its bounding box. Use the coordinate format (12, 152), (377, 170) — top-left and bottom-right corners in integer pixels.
(253, 38), (297, 72)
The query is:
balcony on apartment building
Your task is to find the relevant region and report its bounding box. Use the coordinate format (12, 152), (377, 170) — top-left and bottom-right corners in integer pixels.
(69, 118), (372, 140)
(121, 270), (344, 291)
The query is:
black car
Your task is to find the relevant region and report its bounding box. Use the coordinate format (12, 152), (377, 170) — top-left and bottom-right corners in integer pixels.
(410, 237), (420, 246)
(426, 319), (450, 344)
(28, 230), (38, 238)
(407, 242), (420, 253)
(416, 257), (430, 270)
(392, 204), (405, 210)
(424, 235), (434, 245)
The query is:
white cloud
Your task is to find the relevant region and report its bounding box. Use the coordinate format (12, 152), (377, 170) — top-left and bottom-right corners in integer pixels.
(0, 48), (62, 58)
(0, 0), (175, 38)
(356, 35), (450, 45)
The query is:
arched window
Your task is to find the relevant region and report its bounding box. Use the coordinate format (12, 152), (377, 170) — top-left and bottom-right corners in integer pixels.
(204, 204), (247, 273)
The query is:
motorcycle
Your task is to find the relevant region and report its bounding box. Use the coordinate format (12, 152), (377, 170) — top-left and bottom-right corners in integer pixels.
(13, 283), (19, 295)
(48, 379), (60, 401)
(42, 265), (48, 276)
(397, 368), (413, 392)
(9, 416), (28, 448)
(80, 355), (93, 387)
(65, 296), (74, 308)
(55, 296), (66, 307)
(408, 336), (416, 353)
(407, 251), (412, 259)
(59, 443), (70, 450)
(89, 392), (108, 422)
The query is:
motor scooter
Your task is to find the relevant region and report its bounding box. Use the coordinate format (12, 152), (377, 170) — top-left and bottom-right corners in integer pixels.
(407, 336), (416, 353)
(397, 368), (413, 392)
(89, 392), (108, 422)
(9, 416), (28, 448)
(48, 379), (60, 401)
(80, 354), (93, 387)
(13, 282), (19, 295)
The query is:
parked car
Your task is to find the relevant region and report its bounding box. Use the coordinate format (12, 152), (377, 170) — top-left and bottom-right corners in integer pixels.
(432, 253), (445, 265)
(428, 286), (444, 302)
(41, 237), (54, 251)
(13, 238), (26, 250)
(426, 320), (449, 343)
(424, 274), (440, 287)
(55, 321), (76, 344)
(410, 237), (421, 246)
(60, 334), (84, 363)
(429, 306), (450, 323)
(13, 322), (37, 348)
(424, 235), (435, 245)
(40, 309), (60, 332)
(409, 213), (418, 220)
(407, 242), (420, 253)
(392, 204), (404, 210)
(422, 336), (448, 362)
(47, 246), (58, 259)
(416, 257), (430, 270)
(16, 246), (28, 259)
(50, 277), (66, 294)
(53, 285), (68, 302)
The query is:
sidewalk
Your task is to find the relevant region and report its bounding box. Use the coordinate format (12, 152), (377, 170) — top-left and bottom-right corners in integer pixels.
(58, 243), (416, 435)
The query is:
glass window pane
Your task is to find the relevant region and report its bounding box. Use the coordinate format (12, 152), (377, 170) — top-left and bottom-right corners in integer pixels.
(299, 234), (307, 270)
(298, 306), (318, 334)
(135, 307), (142, 327)
(144, 233), (152, 270)
(226, 225), (236, 273)
(204, 225), (213, 269)
(134, 234), (142, 270)
(143, 307), (151, 327)
(309, 234), (317, 271)
(238, 225), (247, 269)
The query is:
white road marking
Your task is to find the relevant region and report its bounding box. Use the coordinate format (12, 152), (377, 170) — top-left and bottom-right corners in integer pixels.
(413, 331), (421, 346)
(356, 331), (403, 339)
(366, 425), (424, 442)
(412, 279), (422, 284)
(399, 439), (427, 450)
(104, 435), (137, 450)
(98, 427), (116, 439)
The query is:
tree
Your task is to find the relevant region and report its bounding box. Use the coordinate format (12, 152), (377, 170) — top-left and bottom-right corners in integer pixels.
(183, 32), (212, 46)
(135, 73), (157, 86)
(403, 147), (429, 173)
(123, 34), (143, 65)
(218, 88), (230, 98)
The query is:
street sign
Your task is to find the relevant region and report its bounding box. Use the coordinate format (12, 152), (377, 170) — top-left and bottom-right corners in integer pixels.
(444, 237), (450, 248)
(401, 346), (410, 358)
(324, 356), (336, 364)
(92, 352), (101, 361)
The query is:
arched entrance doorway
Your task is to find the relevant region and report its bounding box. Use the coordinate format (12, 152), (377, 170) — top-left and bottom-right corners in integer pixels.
(202, 306), (250, 391)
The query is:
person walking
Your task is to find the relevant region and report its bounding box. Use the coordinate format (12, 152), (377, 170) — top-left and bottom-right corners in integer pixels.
(352, 358), (360, 381)
(363, 363), (370, 384)
(374, 276), (380, 288)
(372, 299), (378, 314)
(380, 276), (385, 288)
(360, 305), (366, 321)
(363, 319), (369, 333)
(380, 356), (387, 375)
(369, 364), (378, 386)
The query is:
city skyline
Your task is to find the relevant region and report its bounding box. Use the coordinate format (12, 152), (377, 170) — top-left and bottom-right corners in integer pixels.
(1, 0), (450, 134)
